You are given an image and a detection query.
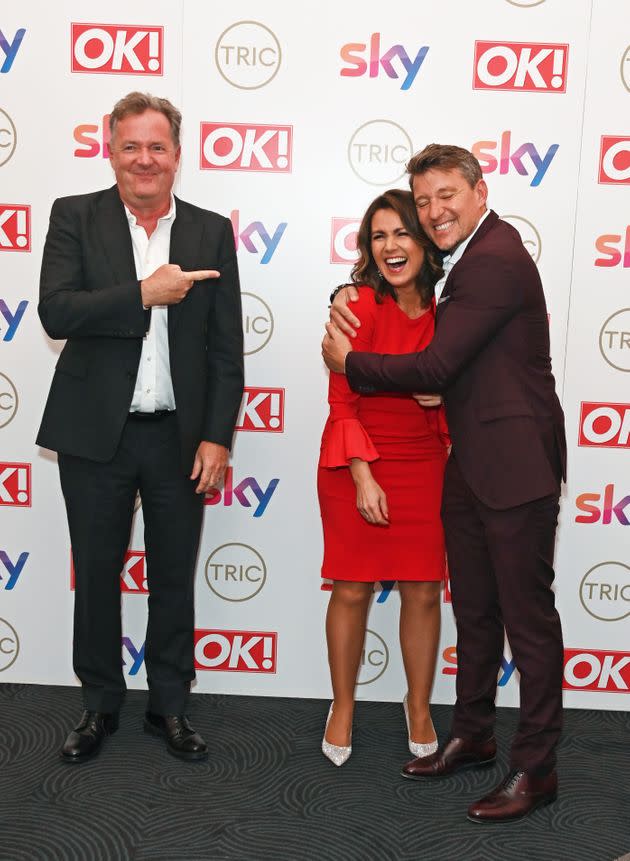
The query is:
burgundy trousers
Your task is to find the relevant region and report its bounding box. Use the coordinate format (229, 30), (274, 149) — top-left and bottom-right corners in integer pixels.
(441, 455), (564, 773)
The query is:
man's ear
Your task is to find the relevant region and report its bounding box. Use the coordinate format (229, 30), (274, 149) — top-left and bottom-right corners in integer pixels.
(476, 179), (488, 208)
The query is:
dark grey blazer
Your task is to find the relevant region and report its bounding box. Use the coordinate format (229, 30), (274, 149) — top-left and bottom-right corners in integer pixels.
(37, 185), (244, 471)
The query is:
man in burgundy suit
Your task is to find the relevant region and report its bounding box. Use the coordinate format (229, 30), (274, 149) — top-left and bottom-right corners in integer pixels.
(323, 144), (566, 823)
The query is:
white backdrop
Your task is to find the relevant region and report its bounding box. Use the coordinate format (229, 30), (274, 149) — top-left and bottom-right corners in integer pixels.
(1, 0), (629, 710)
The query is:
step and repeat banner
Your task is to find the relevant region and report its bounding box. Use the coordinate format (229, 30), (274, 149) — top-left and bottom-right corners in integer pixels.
(1, 0), (628, 710)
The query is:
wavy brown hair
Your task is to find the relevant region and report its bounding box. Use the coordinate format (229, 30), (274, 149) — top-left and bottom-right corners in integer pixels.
(350, 189), (442, 306)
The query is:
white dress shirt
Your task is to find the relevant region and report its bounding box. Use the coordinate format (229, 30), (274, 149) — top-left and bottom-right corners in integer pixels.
(434, 209), (491, 304)
(126, 196), (177, 413)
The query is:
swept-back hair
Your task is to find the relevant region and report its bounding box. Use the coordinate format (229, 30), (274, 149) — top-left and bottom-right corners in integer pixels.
(407, 143), (482, 188)
(109, 91), (182, 148)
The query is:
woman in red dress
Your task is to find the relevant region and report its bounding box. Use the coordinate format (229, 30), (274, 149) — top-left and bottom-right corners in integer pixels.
(318, 189), (449, 766)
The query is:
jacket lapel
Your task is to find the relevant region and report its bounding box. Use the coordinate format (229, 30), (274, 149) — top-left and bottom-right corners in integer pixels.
(168, 197), (204, 346)
(435, 210), (499, 322)
(94, 186), (136, 282)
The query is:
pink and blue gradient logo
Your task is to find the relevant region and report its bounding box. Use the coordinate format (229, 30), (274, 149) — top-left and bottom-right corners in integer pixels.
(595, 227), (630, 267)
(442, 646), (516, 686)
(0, 28), (26, 73)
(0, 551), (28, 590)
(575, 484), (630, 526)
(230, 210), (286, 264)
(0, 300), (28, 341)
(340, 33), (429, 90)
(472, 131), (559, 186)
(123, 638), (144, 675)
(74, 114), (111, 158)
(204, 467), (279, 517)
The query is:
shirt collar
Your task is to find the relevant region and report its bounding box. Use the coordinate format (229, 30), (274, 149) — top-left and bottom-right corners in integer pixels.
(441, 208), (491, 270)
(124, 193), (176, 227)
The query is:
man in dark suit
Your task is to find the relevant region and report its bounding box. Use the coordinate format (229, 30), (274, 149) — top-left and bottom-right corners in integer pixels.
(37, 92), (244, 763)
(323, 144), (565, 822)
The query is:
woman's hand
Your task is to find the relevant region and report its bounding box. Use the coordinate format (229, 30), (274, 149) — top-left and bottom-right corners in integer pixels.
(349, 460), (389, 526)
(355, 477), (389, 526)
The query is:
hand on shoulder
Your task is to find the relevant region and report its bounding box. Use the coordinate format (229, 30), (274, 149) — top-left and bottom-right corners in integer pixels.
(329, 284), (376, 336)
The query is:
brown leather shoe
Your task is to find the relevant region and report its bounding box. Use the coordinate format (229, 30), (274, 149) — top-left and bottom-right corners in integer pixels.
(401, 735), (497, 779)
(467, 769), (558, 823)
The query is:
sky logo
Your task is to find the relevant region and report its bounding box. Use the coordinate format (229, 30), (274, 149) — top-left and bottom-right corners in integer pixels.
(0, 300), (28, 341)
(375, 581), (395, 603)
(205, 467), (279, 517)
(471, 131), (559, 186)
(0, 28), (26, 73)
(230, 210), (286, 264)
(595, 227), (630, 267)
(122, 638), (145, 675)
(0, 551), (28, 590)
(340, 33), (429, 90)
(73, 114), (111, 158)
(575, 485), (630, 525)
(442, 646), (517, 685)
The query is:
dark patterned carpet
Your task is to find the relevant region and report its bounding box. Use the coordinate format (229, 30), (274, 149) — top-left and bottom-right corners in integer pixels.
(0, 684), (628, 861)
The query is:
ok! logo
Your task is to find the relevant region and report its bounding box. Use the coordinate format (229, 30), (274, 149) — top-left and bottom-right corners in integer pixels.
(71, 23), (163, 75)
(340, 33), (429, 90)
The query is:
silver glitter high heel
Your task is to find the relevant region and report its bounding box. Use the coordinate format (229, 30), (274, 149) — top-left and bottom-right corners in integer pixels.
(321, 703), (352, 767)
(403, 693), (438, 758)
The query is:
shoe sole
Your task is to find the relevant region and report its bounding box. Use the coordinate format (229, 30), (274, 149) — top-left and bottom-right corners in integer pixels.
(466, 793), (557, 824)
(401, 756), (496, 780)
(143, 719), (208, 762)
(59, 747), (102, 764)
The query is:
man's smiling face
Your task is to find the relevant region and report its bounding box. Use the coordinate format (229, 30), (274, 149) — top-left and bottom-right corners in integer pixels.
(412, 167), (487, 253)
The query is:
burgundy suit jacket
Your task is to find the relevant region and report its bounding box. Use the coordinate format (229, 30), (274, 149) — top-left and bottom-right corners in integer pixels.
(346, 210), (566, 510)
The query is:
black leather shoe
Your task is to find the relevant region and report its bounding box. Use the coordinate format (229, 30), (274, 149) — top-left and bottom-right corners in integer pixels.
(467, 769), (558, 823)
(143, 712), (208, 761)
(60, 710), (118, 763)
(402, 735), (497, 779)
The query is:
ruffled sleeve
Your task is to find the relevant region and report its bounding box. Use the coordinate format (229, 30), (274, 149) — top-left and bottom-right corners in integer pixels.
(319, 416), (379, 468)
(319, 287), (380, 469)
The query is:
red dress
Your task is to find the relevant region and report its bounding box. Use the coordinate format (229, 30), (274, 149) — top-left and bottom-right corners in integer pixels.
(318, 287), (449, 582)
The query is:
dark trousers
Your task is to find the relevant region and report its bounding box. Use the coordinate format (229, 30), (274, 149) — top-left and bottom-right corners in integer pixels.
(58, 413), (204, 715)
(441, 456), (564, 773)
